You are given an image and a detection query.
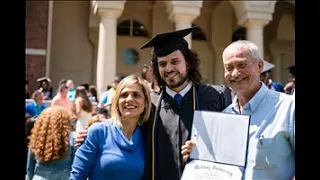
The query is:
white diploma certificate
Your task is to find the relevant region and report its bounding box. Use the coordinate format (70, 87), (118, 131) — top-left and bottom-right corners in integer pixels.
(181, 110), (250, 180)
(181, 160), (243, 180)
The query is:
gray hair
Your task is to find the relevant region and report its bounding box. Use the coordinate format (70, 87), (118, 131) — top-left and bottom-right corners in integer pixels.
(222, 40), (261, 62)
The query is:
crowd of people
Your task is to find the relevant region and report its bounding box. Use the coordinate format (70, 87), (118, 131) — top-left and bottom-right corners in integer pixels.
(25, 26), (295, 180)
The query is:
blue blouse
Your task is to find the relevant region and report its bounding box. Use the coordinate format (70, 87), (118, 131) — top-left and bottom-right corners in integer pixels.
(70, 120), (145, 180)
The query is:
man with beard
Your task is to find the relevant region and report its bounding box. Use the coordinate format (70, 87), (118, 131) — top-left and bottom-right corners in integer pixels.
(140, 26), (228, 180)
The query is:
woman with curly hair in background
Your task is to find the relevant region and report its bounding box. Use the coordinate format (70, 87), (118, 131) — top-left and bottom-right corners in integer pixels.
(26, 106), (76, 180)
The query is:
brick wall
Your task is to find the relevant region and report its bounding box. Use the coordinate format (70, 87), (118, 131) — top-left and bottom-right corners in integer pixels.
(26, 1), (49, 93)
(25, 55), (46, 93)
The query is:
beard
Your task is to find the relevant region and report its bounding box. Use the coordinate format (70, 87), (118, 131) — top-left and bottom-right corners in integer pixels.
(164, 72), (188, 89)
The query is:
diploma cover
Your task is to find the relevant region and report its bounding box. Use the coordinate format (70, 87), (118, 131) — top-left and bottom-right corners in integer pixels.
(181, 111), (250, 180)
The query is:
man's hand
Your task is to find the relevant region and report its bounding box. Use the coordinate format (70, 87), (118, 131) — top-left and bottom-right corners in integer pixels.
(181, 140), (196, 162)
(75, 128), (88, 147)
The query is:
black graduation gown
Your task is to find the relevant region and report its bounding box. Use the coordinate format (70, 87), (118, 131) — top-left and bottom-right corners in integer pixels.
(143, 83), (226, 180)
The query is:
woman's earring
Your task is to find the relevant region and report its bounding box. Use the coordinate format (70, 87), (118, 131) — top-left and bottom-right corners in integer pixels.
(137, 120), (142, 126)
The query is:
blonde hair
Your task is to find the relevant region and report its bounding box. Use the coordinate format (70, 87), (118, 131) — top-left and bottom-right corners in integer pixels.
(110, 74), (151, 127)
(29, 106), (72, 162)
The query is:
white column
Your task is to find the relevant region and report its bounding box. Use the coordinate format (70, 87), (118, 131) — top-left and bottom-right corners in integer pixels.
(230, 1), (275, 60)
(214, 47), (227, 84)
(269, 40), (293, 82)
(96, 9), (122, 96)
(243, 20), (269, 59)
(166, 1), (203, 49)
(271, 52), (282, 81)
(46, 1), (53, 77)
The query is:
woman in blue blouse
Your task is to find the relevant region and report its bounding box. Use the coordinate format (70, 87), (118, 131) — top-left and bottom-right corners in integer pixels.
(70, 74), (152, 180)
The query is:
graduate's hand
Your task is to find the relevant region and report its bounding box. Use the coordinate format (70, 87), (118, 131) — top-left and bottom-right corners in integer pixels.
(181, 140), (196, 163)
(75, 127), (88, 147)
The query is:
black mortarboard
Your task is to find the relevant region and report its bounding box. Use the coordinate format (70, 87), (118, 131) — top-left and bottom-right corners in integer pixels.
(36, 77), (51, 83)
(140, 26), (198, 57)
(287, 65), (295, 76)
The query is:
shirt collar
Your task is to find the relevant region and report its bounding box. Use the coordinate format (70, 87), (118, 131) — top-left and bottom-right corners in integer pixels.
(231, 82), (269, 113)
(165, 81), (192, 99)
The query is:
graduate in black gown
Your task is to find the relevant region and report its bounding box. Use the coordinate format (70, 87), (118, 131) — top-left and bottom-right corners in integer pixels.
(140, 26), (229, 180)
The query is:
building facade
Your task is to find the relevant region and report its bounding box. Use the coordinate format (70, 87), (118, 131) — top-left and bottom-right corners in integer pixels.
(26, 0), (295, 95)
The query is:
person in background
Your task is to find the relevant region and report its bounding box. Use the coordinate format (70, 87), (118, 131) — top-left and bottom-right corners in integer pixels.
(80, 83), (98, 103)
(98, 84), (110, 107)
(25, 90), (47, 117)
(26, 106), (76, 180)
(97, 84), (112, 117)
(88, 85), (98, 103)
(25, 80), (30, 99)
(74, 86), (94, 133)
(36, 77), (53, 100)
(25, 115), (38, 166)
(105, 75), (123, 107)
(260, 61), (284, 92)
(53, 79), (67, 97)
(141, 63), (159, 93)
(51, 83), (74, 113)
(70, 74), (152, 180)
(141, 64), (152, 82)
(67, 79), (76, 102)
(80, 83), (89, 92)
(24, 113), (35, 174)
(99, 75), (123, 118)
(284, 65), (295, 95)
(25, 115), (38, 148)
(182, 40), (295, 180)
